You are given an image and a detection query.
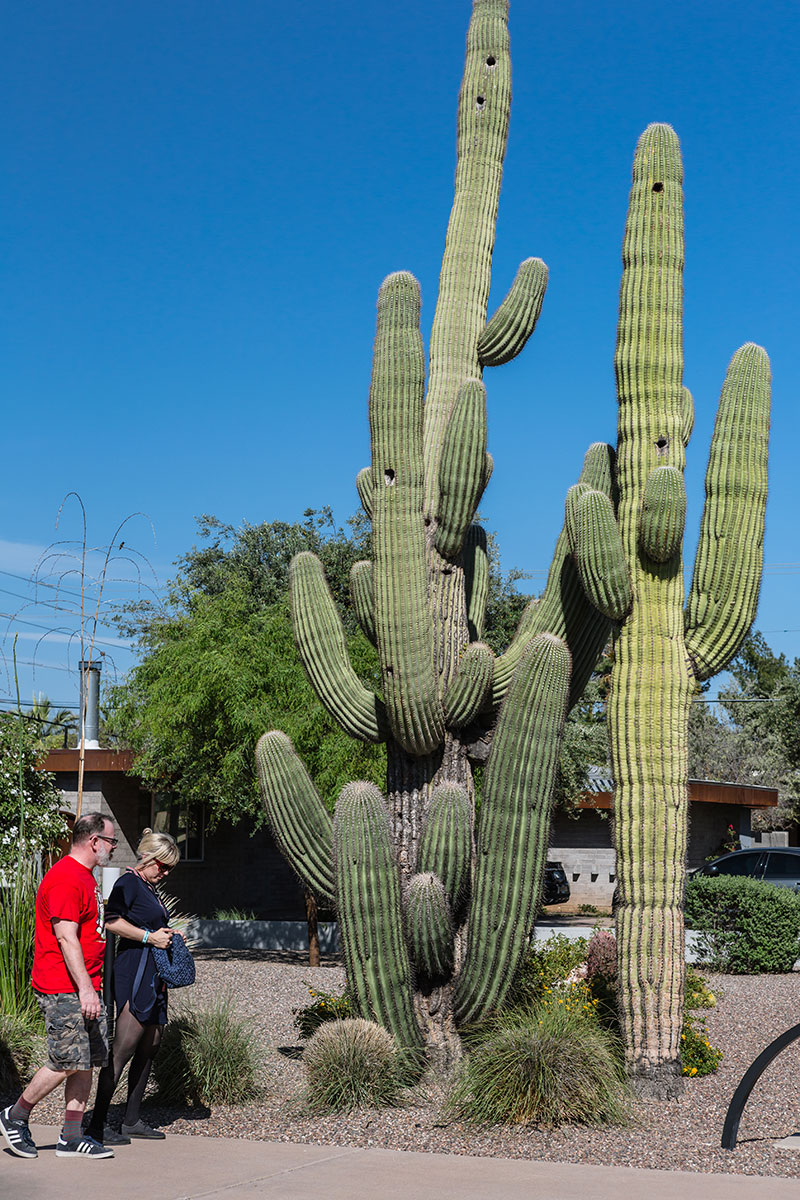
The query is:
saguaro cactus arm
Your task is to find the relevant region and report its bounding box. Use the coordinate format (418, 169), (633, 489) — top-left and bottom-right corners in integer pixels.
(435, 378), (488, 560)
(290, 552), (387, 743)
(369, 272), (444, 755)
(463, 523), (489, 641)
(406, 873), (455, 981)
(334, 782), (423, 1055)
(349, 560), (376, 646)
(454, 633), (571, 1025)
(684, 343), (771, 681)
(443, 641), (494, 729)
(478, 257), (548, 367)
(415, 782), (472, 911)
(423, 0), (512, 512)
(492, 443), (615, 709)
(255, 731), (335, 906)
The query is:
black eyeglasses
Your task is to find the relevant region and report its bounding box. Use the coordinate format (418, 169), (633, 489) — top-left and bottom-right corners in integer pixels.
(94, 834), (119, 848)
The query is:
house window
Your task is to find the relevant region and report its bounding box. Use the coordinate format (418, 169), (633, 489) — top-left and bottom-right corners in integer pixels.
(151, 793), (205, 862)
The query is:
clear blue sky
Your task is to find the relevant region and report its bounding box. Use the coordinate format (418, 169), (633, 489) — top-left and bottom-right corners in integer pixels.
(3, 0), (798, 712)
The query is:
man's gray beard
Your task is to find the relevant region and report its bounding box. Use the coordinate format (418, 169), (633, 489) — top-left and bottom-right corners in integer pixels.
(95, 847), (112, 867)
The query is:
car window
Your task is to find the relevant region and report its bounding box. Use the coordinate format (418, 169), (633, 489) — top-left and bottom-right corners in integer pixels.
(714, 852), (762, 876)
(763, 853), (800, 878)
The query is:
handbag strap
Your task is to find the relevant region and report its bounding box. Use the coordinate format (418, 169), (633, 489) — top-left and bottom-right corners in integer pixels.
(132, 942), (152, 1004)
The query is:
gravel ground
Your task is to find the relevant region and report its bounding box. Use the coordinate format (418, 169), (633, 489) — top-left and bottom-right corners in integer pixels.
(20, 950), (800, 1178)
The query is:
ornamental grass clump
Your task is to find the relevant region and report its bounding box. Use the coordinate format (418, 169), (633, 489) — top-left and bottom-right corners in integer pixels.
(152, 997), (259, 1105)
(0, 1011), (46, 1098)
(303, 1018), (411, 1113)
(446, 1002), (631, 1126)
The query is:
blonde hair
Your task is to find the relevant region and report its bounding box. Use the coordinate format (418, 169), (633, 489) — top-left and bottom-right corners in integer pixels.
(136, 828), (180, 869)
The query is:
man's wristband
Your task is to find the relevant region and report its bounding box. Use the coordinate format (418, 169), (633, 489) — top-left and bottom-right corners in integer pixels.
(142, 930), (150, 945)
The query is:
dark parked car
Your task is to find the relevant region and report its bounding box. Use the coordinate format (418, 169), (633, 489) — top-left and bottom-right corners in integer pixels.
(693, 846), (800, 892)
(542, 861), (570, 906)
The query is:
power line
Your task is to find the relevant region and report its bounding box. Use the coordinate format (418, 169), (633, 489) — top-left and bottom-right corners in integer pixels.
(0, 610), (132, 652)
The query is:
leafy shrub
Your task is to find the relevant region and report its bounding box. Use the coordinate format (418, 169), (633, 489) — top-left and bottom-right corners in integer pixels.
(152, 996), (259, 1105)
(685, 875), (800, 973)
(293, 982), (353, 1040)
(303, 1019), (410, 1113)
(212, 907), (257, 921)
(0, 1011), (45, 1098)
(681, 1010), (723, 1077)
(446, 1000), (631, 1126)
(510, 933), (589, 1007)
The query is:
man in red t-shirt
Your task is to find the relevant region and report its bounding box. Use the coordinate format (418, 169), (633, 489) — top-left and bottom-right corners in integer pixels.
(0, 812), (119, 1161)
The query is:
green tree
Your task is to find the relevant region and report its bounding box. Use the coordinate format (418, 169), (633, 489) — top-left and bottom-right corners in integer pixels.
(0, 713), (67, 870)
(687, 631), (800, 828)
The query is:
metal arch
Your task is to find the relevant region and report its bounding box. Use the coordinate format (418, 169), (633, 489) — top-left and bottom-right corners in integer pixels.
(721, 1021), (800, 1150)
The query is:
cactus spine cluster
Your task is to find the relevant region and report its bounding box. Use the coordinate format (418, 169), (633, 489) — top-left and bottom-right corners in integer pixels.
(256, 0), (614, 1066)
(601, 125), (771, 1095)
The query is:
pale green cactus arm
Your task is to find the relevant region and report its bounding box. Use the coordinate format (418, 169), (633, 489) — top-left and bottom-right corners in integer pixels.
(356, 467), (373, 519)
(423, 0), (512, 513)
(454, 633), (571, 1025)
(478, 257), (548, 367)
(443, 641), (494, 728)
(435, 379), (488, 559)
(290, 551), (387, 743)
(415, 782), (472, 910)
(406, 873), (455, 981)
(255, 732), (335, 905)
(369, 272), (444, 755)
(492, 442), (615, 709)
(349, 560), (376, 646)
(334, 782), (423, 1057)
(463, 524), (489, 641)
(684, 343), (771, 680)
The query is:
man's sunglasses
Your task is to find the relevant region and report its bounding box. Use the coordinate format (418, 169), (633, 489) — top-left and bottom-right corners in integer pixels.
(93, 834), (119, 848)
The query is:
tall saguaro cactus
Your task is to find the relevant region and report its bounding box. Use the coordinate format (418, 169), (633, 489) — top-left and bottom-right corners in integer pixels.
(256, 0), (612, 1066)
(590, 125), (771, 1096)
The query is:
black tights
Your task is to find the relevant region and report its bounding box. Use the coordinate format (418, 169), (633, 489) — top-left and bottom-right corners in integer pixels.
(89, 1004), (163, 1133)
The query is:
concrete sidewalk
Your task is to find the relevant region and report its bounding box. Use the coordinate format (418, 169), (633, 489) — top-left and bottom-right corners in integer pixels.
(2, 1125), (798, 1200)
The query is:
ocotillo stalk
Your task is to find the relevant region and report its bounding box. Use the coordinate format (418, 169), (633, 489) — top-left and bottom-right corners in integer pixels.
(607, 125), (770, 1096)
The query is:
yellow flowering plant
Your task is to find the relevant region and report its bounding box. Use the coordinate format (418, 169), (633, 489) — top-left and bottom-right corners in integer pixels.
(293, 982), (353, 1040)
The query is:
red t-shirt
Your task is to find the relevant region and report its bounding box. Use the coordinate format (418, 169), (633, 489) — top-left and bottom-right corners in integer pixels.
(32, 854), (106, 994)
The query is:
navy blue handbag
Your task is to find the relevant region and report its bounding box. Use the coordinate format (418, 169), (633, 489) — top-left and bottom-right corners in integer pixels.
(133, 932), (195, 995)
(152, 933), (195, 988)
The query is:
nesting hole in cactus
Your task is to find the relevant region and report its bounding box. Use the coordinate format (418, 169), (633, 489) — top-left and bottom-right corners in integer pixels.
(656, 436), (669, 453)
(485, 55), (496, 67)
(476, 95), (485, 109)
(384, 468), (396, 486)
(652, 182), (664, 193)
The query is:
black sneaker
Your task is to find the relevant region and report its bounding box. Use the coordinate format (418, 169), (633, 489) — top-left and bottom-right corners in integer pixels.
(0, 1106), (37, 1159)
(121, 1118), (165, 1139)
(86, 1124), (131, 1146)
(55, 1133), (114, 1159)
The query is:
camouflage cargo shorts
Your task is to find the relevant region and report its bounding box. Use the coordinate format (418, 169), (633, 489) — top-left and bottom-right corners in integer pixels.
(36, 992), (109, 1071)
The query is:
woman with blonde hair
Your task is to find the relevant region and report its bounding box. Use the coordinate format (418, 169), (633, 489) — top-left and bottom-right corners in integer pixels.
(86, 830), (180, 1145)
